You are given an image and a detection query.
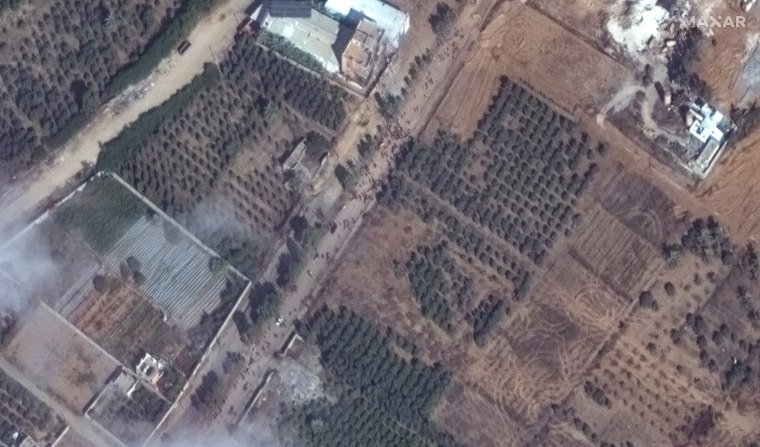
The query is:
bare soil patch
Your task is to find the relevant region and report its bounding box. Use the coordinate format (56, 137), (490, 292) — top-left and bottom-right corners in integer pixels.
(4, 304), (118, 413)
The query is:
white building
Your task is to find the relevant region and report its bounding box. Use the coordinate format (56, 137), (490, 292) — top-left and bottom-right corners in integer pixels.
(687, 102), (731, 177)
(324, 0), (409, 47)
(252, 3), (344, 73)
(689, 103), (726, 143)
(136, 353), (167, 386)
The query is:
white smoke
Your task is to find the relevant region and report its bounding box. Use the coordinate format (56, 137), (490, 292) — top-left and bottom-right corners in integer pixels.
(0, 224), (64, 313)
(179, 196), (249, 240)
(154, 422), (281, 447)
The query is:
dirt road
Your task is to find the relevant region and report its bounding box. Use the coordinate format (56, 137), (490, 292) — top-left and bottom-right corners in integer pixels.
(149, 0), (505, 442)
(0, 0), (250, 237)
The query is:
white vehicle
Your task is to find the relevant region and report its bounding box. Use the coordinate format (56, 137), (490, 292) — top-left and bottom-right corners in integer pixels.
(275, 316), (285, 327)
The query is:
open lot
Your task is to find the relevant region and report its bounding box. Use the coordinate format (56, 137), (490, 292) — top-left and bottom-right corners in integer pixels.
(3, 304), (116, 415)
(433, 1), (632, 138)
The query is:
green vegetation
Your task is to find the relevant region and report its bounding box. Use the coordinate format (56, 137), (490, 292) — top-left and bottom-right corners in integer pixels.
(249, 281), (281, 327)
(54, 175), (146, 253)
(428, 2), (454, 35)
(406, 243), (473, 332)
(334, 162), (357, 190)
(731, 104), (760, 142)
(191, 371), (222, 409)
(379, 76), (602, 301)
(0, 0), (22, 11)
(291, 215), (319, 249)
(106, 0), (221, 96)
(285, 306), (459, 447)
(0, 0), (181, 179)
(374, 92), (403, 119)
(357, 131), (382, 159)
(44, 111), (93, 149)
(97, 63), (221, 172)
(234, 281), (281, 343)
(108, 33), (349, 290)
(257, 31), (326, 74)
(202, 233), (261, 279)
(187, 276), (247, 367)
(661, 217), (734, 265)
(0, 369), (63, 445)
(276, 249), (303, 287)
(468, 294), (508, 346)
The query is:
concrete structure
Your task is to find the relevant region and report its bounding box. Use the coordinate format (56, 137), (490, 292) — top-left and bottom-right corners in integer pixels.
(687, 101), (732, 177)
(689, 103), (726, 143)
(254, 6), (344, 73)
(113, 369), (139, 398)
(135, 353), (166, 386)
(280, 139), (324, 188)
(324, 0), (409, 47)
(340, 18), (384, 86)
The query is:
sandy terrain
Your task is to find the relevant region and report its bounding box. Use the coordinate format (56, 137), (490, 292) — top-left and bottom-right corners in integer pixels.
(0, 0), (252, 237)
(4, 304), (118, 414)
(696, 2), (760, 108)
(696, 128), (760, 241)
(433, 1), (633, 138)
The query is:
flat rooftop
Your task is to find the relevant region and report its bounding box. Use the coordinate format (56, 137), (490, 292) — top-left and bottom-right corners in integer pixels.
(325, 0), (409, 47)
(261, 9), (343, 73)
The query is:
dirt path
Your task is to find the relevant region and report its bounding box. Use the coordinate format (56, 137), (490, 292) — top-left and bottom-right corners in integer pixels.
(0, 0), (250, 237)
(149, 0), (505, 442)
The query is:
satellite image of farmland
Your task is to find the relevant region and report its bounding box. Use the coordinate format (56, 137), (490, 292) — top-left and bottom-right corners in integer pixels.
(1, 0), (760, 446)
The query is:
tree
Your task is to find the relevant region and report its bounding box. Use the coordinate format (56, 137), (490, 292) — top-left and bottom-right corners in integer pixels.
(334, 163), (356, 190)
(291, 215), (317, 248)
(428, 2), (454, 35)
(639, 291), (656, 309)
(93, 274), (109, 293)
(191, 371), (222, 409)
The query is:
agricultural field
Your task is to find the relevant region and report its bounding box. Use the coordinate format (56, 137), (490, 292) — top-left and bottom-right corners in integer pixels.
(1, 173), (250, 444)
(0, 364), (67, 447)
(46, 175), (250, 378)
(87, 375), (168, 446)
(0, 0), (206, 182)
(101, 34), (355, 279)
(3, 304), (118, 414)
(62, 270), (178, 368)
(236, 56), (760, 446)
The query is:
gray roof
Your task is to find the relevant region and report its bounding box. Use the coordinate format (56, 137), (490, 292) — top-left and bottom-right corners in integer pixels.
(262, 10), (342, 73)
(268, 0), (312, 18)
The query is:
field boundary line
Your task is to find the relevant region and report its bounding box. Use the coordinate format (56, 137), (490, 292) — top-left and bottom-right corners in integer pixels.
(37, 302), (128, 371)
(142, 280), (253, 447)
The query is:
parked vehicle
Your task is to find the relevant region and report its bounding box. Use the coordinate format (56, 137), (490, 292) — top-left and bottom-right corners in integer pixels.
(177, 40), (191, 55)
